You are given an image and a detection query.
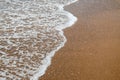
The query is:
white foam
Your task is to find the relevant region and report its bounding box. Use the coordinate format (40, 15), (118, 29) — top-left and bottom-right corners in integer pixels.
(31, 32), (67, 80)
(0, 0), (78, 80)
(32, 1), (78, 80)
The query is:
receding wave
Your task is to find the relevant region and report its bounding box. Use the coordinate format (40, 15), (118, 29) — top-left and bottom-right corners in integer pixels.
(0, 0), (78, 80)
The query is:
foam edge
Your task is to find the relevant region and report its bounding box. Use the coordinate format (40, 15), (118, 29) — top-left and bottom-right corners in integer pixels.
(30, 0), (78, 80)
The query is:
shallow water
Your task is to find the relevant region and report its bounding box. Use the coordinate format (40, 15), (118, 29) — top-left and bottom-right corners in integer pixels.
(0, 0), (77, 80)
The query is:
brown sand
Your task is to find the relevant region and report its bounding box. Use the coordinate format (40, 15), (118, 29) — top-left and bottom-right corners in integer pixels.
(40, 0), (120, 80)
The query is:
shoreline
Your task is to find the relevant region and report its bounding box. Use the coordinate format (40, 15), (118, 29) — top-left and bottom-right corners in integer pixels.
(40, 0), (120, 80)
(0, 0), (78, 80)
(32, 0), (78, 80)
(31, 0), (78, 79)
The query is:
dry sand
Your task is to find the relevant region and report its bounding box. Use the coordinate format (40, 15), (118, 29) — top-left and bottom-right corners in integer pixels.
(40, 0), (120, 80)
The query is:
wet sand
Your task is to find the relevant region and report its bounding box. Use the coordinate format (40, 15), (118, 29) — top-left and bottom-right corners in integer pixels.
(40, 0), (120, 80)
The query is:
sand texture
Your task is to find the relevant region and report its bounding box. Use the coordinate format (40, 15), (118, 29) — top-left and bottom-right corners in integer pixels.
(40, 0), (120, 80)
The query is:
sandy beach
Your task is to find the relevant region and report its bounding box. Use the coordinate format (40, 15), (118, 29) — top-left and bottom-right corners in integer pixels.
(40, 0), (120, 80)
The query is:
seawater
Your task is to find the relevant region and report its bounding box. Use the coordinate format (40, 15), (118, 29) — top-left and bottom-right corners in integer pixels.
(0, 0), (77, 80)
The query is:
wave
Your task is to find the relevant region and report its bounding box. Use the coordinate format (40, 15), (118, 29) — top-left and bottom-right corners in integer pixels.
(0, 0), (78, 80)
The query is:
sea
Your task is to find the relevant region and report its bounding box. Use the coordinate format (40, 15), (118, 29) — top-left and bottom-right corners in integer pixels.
(0, 0), (77, 80)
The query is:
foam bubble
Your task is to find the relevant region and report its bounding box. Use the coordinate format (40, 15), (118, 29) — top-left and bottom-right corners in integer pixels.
(0, 0), (78, 80)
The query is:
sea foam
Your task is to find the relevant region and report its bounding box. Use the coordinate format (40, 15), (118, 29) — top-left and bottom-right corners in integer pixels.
(0, 0), (78, 80)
